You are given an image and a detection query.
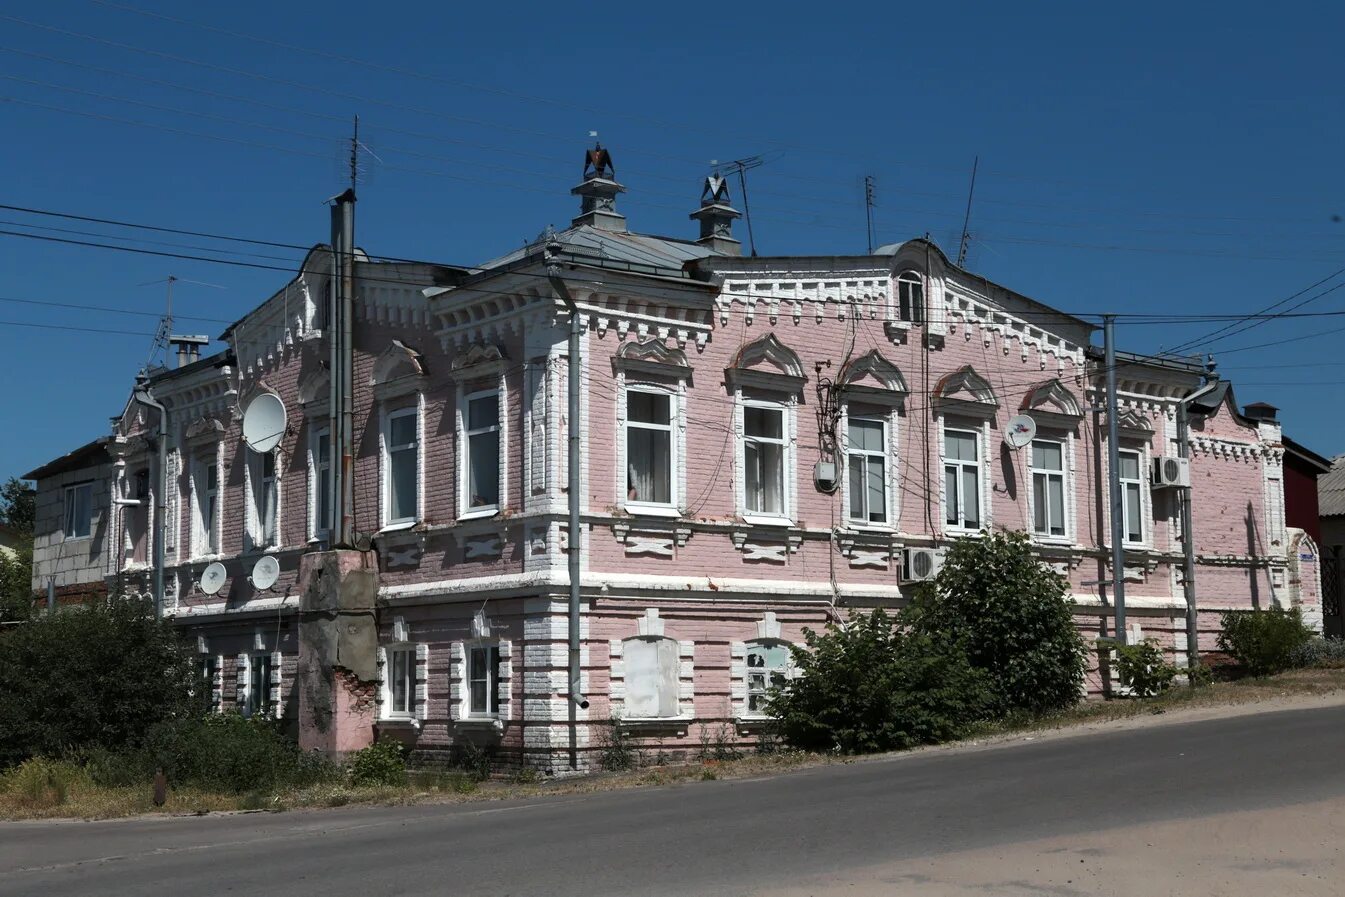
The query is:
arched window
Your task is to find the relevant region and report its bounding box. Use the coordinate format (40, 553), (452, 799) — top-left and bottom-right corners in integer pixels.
(897, 271), (924, 324)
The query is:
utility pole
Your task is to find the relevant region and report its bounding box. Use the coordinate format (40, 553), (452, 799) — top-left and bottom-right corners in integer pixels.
(1103, 314), (1127, 644)
(1178, 364), (1219, 677)
(864, 175), (876, 255)
(329, 183), (357, 546)
(957, 155), (979, 268)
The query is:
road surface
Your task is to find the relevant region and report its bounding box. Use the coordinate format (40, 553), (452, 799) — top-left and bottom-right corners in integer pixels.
(4, 703), (1343, 896)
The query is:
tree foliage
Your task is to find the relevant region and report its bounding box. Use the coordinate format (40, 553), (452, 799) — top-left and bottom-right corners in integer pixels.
(0, 597), (197, 768)
(907, 531), (1087, 715)
(0, 477), (35, 624)
(768, 608), (994, 754)
(0, 477), (35, 534)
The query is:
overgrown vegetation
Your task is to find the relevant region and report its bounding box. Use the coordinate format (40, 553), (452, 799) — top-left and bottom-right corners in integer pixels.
(1217, 607), (1314, 676)
(0, 477), (35, 624)
(597, 718), (641, 771)
(347, 739), (408, 787)
(1112, 639), (1179, 697)
(1290, 637), (1345, 669)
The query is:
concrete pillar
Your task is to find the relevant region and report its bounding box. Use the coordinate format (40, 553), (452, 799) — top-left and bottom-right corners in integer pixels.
(296, 549), (379, 757)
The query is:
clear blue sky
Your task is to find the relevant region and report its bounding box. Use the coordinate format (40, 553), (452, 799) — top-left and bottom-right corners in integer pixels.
(2, 0), (1342, 479)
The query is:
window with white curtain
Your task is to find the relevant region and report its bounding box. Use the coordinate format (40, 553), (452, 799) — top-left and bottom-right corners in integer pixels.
(241, 653), (272, 718)
(847, 416), (887, 525)
(384, 645), (414, 718)
(626, 387), (674, 508)
(385, 407), (419, 525)
(743, 402), (787, 518)
(943, 428), (981, 530)
(1031, 439), (1067, 538)
(193, 459), (218, 556)
(251, 449), (277, 547)
(1118, 449), (1144, 544)
(464, 390), (500, 511)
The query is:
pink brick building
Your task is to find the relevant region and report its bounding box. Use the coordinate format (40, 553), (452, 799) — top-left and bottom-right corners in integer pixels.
(27, 153), (1322, 773)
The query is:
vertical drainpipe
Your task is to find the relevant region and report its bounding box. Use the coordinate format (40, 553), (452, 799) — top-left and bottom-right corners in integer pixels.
(329, 189), (357, 548)
(132, 375), (168, 620)
(545, 244), (590, 771)
(1102, 315), (1126, 644)
(1177, 374), (1220, 675)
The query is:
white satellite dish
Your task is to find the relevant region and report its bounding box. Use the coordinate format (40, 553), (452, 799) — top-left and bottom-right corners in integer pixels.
(251, 555), (280, 591)
(242, 393), (287, 454)
(199, 562), (228, 596)
(1003, 414), (1037, 450)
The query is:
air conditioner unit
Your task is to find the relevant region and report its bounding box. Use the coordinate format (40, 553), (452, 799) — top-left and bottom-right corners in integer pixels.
(903, 547), (946, 583)
(1151, 456), (1190, 488)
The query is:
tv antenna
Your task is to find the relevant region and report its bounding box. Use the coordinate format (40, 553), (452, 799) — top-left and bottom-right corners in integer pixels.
(139, 275), (224, 370)
(713, 155), (766, 257)
(864, 175), (877, 254)
(957, 155), (979, 267)
(343, 115), (382, 189)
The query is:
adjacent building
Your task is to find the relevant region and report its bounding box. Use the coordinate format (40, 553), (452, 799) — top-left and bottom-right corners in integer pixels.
(25, 148), (1323, 772)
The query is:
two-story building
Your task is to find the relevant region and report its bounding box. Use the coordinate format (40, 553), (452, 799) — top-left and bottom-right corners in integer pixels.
(26, 147), (1321, 772)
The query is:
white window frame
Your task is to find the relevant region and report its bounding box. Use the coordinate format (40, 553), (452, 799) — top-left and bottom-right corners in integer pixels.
(943, 426), (983, 532)
(1030, 438), (1068, 540)
(248, 448), (279, 549)
(740, 399), (792, 524)
(382, 405), (420, 528)
(744, 640), (793, 718)
(460, 388), (502, 518)
(1118, 448), (1145, 546)
(309, 425), (331, 542)
(63, 481), (93, 541)
(467, 641), (502, 718)
(192, 456), (219, 558)
(845, 414), (890, 527)
(897, 270), (924, 324)
(382, 644), (416, 720)
(623, 384), (678, 513)
(240, 652), (272, 719)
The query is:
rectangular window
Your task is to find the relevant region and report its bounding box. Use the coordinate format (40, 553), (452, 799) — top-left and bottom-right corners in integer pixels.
(197, 655), (218, 714)
(252, 450), (277, 547)
(743, 403), (787, 517)
(1118, 449), (1144, 544)
(64, 482), (93, 540)
(195, 460), (218, 555)
(624, 637), (679, 718)
(386, 407), (419, 525)
(312, 427), (331, 539)
(943, 428), (981, 529)
(847, 417), (888, 525)
(243, 653), (271, 718)
(746, 642), (791, 716)
(626, 388), (674, 507)
(465, 391), (500, 511)
(468, 644), (501, 716)
(386, 646), (414, 717)
(1031, 439), (1067, 538)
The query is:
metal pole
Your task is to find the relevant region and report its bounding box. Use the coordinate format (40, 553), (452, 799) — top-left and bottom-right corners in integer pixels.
(545, 247), (589, 770)
(1177, 399), (1198, 670)
(328, 189), (357, 547)
(328, 203), (342, 545)
(1103, 315), (1127, 644)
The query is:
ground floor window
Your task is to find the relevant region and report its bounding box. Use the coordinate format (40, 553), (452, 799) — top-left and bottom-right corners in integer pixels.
(624, 637), (680, 718)
(746, 642), (791, 715)
(468, 644), (501, 716)
(242, 653), (272, 718)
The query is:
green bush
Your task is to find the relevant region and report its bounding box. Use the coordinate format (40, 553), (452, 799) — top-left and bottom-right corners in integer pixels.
(1112, 640), (1178, 697)
(1217, 607), (1314, 676)
(1289, 637), (1345, 669)
(597, 719), (640, 771)
(140, 713), (338, 793)
(347, 739), (407, 787)
(768, 609), (994, 754)
(0, 597), (198, 767)
(906, 531), (1087, 715)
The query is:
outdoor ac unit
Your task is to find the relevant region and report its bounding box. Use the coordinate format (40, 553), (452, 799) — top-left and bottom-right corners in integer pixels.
(1151, 456), (1190, 488)
(903, 547), (946, 583)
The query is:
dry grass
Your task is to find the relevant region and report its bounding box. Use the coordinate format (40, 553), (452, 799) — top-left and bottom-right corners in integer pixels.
(7, 667), (1345, 822)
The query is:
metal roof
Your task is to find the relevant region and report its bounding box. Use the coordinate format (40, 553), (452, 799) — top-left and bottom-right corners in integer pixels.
(473, 225), (720, 281)
(22, 437), (112, 481)
(1319, 455), (1345, 517)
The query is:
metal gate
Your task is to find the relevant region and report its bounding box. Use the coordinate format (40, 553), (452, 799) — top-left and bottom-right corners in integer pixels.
(1322, 553), (1343, 639)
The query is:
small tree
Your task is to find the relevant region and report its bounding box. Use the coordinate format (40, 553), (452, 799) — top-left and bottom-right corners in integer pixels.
(1217, 607), (1313, 677)
(0, 596), (197, 767)
(0, 477), (35, 624)
(769, 608), (993, 754)
(908, 531), (1087, 715)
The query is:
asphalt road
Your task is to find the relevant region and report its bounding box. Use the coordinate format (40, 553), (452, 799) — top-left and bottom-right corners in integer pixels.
(4, 704), (1343, 897)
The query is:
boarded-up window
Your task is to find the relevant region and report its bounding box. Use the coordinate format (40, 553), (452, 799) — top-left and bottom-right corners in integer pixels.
(623, 637), (679, 718)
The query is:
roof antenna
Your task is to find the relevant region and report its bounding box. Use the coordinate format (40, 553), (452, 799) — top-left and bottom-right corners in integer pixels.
(956, 155), (979, 267)
(715, 156), (765, 257)
(864, 175), (876, 255)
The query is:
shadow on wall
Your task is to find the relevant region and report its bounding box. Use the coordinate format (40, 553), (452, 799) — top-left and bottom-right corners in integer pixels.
(1246, 501), (1261, 611)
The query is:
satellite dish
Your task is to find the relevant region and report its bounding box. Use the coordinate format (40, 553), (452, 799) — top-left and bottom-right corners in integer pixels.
(1004, 414), (1037, 450)
(242, 393), (287, 454)
(199, 562), (228, 596)
(251, 555), (280, 591)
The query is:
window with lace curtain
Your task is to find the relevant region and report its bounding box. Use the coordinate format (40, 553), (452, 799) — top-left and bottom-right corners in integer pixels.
(743, 401), (789, 520)
(625, 386), (675, 509)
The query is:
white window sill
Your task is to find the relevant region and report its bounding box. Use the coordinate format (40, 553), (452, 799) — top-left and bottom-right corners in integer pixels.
(624, 504), (681, 518)
(379, 520), (418, 534)
(456, 716), (504, 734)
(379, 715), (420, 729)
(741, 514), (795, 528)
(63, 535), (92, 544)
(458, 507), (500, 522)
(945, 527), (984, 538)
(1033, 534), (1072, 546)
(844, 521), (895, 533)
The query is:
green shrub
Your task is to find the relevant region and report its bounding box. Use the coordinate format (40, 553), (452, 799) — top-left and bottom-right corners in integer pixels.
(0, 757), (88, 808)
(1217, 607), (1313, 676)
(142, 713), (338, 793)
(1289, 637), (1345, 668)
(597, 718), (640, 771)
(448, 740), (494, 781)
(347, 739), (407, 787)
(906, 531), (1087, 715)
(768, 608), (994, 754)
(1112, 640), (1178, 697)
(0, 596), (197, 767)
